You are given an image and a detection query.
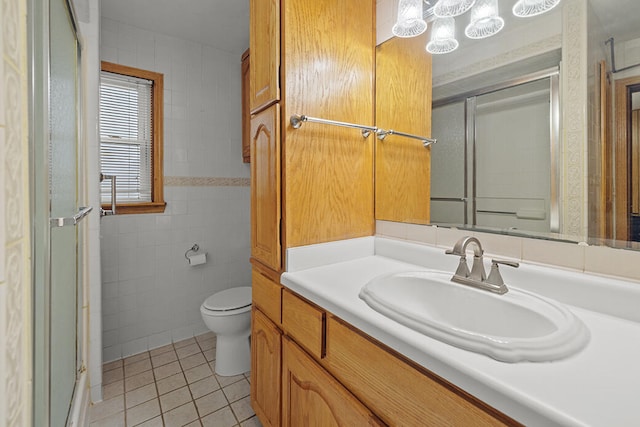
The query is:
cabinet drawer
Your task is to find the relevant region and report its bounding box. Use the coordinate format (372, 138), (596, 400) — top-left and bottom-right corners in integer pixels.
(252, 270), (282, 325)
(324, 316), (519, 427)
(282, 290), (324, 359)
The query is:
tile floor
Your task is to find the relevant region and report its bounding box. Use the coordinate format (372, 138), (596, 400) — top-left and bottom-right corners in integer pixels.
(89, 332), (263, 427)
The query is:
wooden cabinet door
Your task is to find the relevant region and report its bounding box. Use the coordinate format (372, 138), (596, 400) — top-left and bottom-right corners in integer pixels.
(251, 104), (281, 271)
(251, 308), (282, 427)
(249, 0), (279, 113)
(282, 336), (383, 427)
(282, 0), (376, 247)
(241, 49), (250, 163)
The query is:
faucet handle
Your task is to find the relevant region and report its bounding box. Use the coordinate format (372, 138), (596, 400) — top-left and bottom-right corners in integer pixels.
(492, 259), (519, 268)
(486, 259), (519, 287)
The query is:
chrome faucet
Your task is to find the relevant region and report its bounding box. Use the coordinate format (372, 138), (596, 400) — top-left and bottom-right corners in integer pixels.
(445, 236), (519, 294)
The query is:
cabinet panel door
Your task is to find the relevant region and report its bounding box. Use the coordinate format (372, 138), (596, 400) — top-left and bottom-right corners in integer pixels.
(282, 337), (383, 427)
(251, 308), (282, 427)
(249, 0), (279, 113)
(282, 0), (375, 247)
(375, 33), (432, 224)
(251, 104), (281, 271)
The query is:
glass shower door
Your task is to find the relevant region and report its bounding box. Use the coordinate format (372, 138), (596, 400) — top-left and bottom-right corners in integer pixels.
(48, 0), (82, 425)
(430, 73), (559, 234)
(431, 101), (467, 224)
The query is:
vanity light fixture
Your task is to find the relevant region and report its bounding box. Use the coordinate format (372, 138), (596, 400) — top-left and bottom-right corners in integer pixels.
(392, 0), (428, 38)
(426, 17), (459, 54)
(464, 0), (504, 39)
(433, 0), (476, 17)
(512, 0), (562, 17)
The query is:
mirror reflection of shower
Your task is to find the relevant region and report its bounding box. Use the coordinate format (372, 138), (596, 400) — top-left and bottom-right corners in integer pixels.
(431, 69), (560, 235)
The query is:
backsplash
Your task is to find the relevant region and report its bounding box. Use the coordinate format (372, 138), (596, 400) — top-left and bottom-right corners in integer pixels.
(377, 220), (640, 283)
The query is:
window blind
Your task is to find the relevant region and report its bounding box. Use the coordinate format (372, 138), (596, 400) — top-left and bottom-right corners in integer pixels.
(99, 71), (153, 203)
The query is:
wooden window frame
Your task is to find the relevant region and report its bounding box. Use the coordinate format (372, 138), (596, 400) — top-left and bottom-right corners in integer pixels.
(100, 61), (166, 214)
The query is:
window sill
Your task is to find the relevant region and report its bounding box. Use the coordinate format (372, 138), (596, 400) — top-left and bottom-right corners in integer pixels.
(101, 202), (166, 215)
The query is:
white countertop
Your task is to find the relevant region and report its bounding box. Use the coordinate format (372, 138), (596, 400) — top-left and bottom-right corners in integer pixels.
(281, 237), (640, 426)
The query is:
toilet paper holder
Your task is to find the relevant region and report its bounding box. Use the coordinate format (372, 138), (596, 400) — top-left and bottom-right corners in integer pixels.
(185, 243), (200, 260)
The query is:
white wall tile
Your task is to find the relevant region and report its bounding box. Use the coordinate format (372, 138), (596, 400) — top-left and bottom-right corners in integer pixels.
(122, 338), (148, 358)
(522, 238), (585, 271)
(103, 345), (123, 363)
(584, 245), (640, 281)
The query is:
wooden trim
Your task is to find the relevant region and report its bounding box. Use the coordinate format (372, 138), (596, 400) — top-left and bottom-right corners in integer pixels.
(101, 202), (166, 215)
(614, 76), (640, 240)
(598, 61), (607, 239)
(241, 48), (251, 163)
(100, 61), (166, 214)
(102, 61), (163, 82)
(601, 61), (614, 240)
(632, 109), (640, 214)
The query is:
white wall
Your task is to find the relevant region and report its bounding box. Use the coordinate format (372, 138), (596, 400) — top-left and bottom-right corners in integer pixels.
(99, 18), (251, 362)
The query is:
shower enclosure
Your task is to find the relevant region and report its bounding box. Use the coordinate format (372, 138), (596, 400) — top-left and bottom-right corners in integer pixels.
(431, 69), (560, 235)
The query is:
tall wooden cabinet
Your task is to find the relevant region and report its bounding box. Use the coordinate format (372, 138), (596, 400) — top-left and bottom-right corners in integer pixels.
(249, 0), (375, 424)
(249, 0), (375, 273)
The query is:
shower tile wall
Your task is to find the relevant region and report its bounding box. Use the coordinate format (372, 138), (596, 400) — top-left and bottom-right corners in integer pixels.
(100, 18), (250, 362)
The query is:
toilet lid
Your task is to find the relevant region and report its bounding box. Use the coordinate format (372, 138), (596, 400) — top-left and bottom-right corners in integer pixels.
(203, 286), (252, 311)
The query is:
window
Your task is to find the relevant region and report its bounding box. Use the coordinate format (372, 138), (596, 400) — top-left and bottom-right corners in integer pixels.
(99, 61), (165, 214)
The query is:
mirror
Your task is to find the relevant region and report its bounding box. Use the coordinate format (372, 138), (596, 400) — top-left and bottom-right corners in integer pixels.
(378, 0), (640, 248)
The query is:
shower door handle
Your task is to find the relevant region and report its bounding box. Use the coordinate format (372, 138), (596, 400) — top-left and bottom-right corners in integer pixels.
(50, 206), (94, 227)
(100, 173), (117, 216)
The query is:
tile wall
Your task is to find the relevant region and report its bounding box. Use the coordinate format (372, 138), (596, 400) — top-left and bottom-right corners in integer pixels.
(377, 221), (640, 283)
(99, 18), (251, 362)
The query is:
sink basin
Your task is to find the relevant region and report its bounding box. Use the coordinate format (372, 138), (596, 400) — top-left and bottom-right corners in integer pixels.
(359, 270), (589, 362)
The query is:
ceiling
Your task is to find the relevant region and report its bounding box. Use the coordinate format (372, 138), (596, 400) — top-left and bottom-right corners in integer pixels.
(589, 0), (640, 43)
(100, 0), (250, 54)
(99, 0), (638, 55)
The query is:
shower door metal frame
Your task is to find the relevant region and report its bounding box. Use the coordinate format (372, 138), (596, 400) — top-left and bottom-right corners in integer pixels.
(434, 67), (561, 233)
(29, 0), (85, 425)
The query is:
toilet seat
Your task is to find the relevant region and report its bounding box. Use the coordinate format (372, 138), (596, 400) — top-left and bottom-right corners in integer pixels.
(202, 286), (251, 314)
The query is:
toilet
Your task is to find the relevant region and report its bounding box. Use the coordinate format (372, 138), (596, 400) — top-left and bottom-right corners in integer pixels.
(200, 286), (252, 376)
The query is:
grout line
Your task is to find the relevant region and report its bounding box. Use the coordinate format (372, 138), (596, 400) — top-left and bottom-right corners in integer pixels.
(97, 334), (260, 426)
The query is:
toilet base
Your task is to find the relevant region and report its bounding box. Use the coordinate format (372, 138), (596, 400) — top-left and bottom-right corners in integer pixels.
(214, 334), (251, 376)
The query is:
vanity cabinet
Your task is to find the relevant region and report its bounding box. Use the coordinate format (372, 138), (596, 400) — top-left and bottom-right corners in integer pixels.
(251, 269), (283, 427)
(324, 316), (517, 426)
(251, 277), (521, 427)
(251, 308), (281, 427)
(282, 336), (384, 427)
